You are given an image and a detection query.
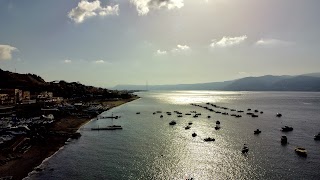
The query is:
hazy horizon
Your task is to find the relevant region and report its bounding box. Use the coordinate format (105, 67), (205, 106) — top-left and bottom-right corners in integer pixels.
(1, 0), (320, 88)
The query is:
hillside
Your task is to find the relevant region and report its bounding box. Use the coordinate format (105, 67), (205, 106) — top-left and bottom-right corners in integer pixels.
(0, 69), (131, 99)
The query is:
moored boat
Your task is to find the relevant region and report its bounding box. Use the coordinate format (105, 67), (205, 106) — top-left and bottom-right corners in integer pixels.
(295, 147), (307, 157)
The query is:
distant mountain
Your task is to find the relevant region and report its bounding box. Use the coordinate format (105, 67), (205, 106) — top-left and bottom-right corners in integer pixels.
(113, 80), (233, 91)
(300, 72), (320, 78)
(114, 74), (320, 91)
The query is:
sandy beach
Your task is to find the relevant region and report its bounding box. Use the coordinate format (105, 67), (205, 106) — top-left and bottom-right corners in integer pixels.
(0, 97), (139, 180)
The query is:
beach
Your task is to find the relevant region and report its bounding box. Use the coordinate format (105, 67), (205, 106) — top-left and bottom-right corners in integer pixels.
(0, 97), (138, 180)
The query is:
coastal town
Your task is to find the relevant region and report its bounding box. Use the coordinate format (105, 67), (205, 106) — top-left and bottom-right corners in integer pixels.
(0, 69), (138, 180)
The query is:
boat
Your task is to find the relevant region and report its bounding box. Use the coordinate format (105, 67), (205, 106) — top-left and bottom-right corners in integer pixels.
(254, 110), (259, 112)
(215, 126), (220, 130)
(276, 113), (282, 117)
(260, 111), (264, 114)
(237, 110), (244, 113)
(160, 115), (163, 118)
(247, 108), (251, 111)
(192, 132), (197, 137)
(204, 137), (215, 142)
(185, 126), (191, 130)
(177, 115), (183, 117)
(169, 121), (176, 125)
(235, 115), (242, 118)
(91, 125), (123, 130)
(281, 136), (287, 144)
(242, 144), (249, 153)
(254, 129), (261, 134)
(295, 147), (307, 156)
(314, 133), (320, 140)
(188, 122), (193, 125)
(185, 113), (191, 115)
(251, 114), (258, 117)
(136, 112), (140, 114)
(281, 126), (293, 132)
(207, 116), (211, 118)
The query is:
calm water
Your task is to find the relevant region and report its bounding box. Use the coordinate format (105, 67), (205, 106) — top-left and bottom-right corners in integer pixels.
(27, 91), (320, 180)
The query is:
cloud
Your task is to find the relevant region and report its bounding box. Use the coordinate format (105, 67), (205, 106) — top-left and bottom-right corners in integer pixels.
(0, 44), (18, 61)
(68, 0), (119, 23)
(155, 49), (167, 55)
(255, 38), (293, 47)
(172, 44), (190, 53)
(94, 59), (105, 64)
(64, 59), (72, 63)
(130, 0), (184, 15)
(210, 35), (247, 48)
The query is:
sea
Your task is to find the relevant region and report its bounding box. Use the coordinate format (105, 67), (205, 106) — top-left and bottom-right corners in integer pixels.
(26, 91), (320, 180)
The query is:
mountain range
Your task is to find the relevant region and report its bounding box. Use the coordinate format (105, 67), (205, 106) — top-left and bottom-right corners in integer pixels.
(113, 73), (320, 91)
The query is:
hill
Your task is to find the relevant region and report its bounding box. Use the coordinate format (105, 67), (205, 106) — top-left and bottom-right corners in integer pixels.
(0, 69), (132, 99)
(113, 73), (320, 91)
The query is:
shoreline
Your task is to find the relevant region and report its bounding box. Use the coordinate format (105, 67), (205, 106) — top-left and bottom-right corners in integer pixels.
(0, 96), (139, 180)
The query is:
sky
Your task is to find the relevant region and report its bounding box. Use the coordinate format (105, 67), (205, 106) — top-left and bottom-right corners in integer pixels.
(1, 0), (320, 88)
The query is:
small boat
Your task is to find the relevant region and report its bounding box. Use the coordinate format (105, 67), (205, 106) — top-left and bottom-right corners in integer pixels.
(207, 116), (211, 118)
(235, 115), (242, 118)
(185, 113), (191, 115)
(222, 112), (228, 115)
(314, 133), (320, 140)
(295, 147), (307, 156)
(188, 122), (193, 125)
(230, 109), (236, 111)
(160, 115), (163, 118)
(281, 136), (287, 144)
(215, 126), (220, 130)
(251, 114), (258, 117)
(156, 111), (162, 113)
(242, 144), (249, 153)
(254, 129), (261, 134)
(91, 125), (123, 130)
(276, 113), (282, 117)
(169, 121), (176, 125)
(177, 115), (183, 117)
(204, 137), (215, 142)
(136, 112), (140, 114)
(254, 110), (259, 112)
(192, 132), (197, 137)
(260, 111), (264, 114)
(247, 108), (251, 111)
(185, 126), (191, 130)
(281, 126), (293, 132)
(153, 112), (156, 115)
(216, 121), (220, 125)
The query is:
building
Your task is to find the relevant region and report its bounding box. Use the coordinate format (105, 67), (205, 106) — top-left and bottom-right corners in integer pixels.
(0, 89), (22, 104)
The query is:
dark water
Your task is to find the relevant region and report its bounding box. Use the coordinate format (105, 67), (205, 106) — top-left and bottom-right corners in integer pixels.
(26, 91), (320, 180)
